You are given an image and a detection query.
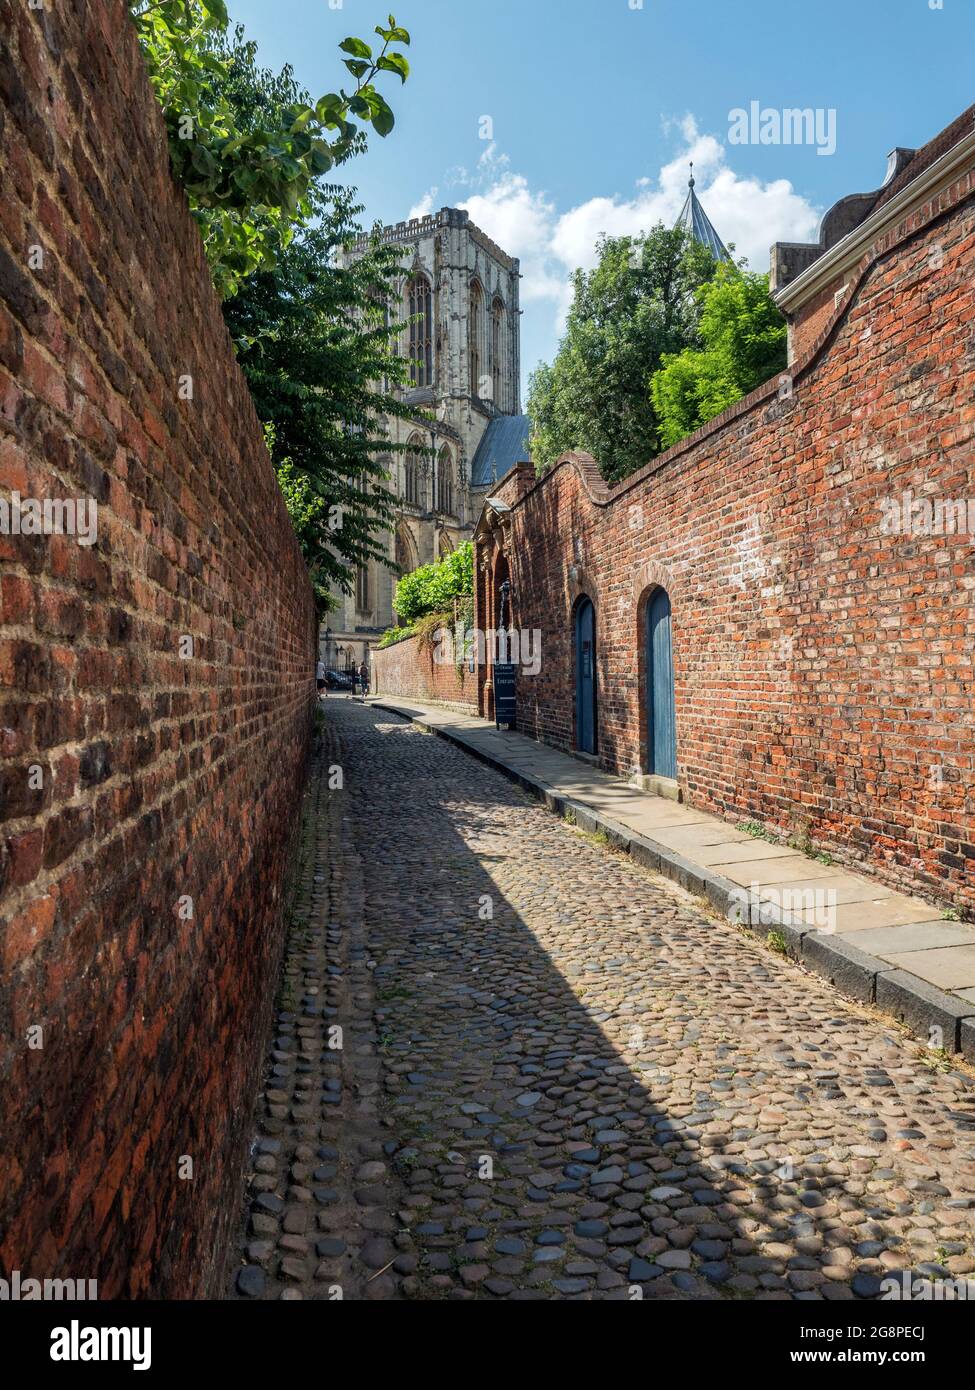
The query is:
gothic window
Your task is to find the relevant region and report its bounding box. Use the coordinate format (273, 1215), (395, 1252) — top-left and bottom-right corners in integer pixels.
(407, 274), (433, 387)
(436, 445), (454, 516)
(356, 563), (369, 611)
(372, 293), (392, 391)
(404, 433), (425, 507)
(469, 279), (484, 397)
(491, 296), (505, 409)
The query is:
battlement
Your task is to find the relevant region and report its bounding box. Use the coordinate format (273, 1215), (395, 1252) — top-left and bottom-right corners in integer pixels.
(349, 206), (520, 273)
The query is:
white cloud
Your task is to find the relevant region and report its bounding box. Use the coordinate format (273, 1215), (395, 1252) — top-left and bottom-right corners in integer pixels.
(409, 115), (822, 340)
(407, 189), (437, 219)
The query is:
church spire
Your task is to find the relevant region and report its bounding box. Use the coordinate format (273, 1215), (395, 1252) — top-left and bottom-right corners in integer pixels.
(675, 163), (730, 262)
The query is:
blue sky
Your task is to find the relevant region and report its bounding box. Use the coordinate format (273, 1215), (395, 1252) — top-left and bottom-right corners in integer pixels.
(226, 0), (973, 394)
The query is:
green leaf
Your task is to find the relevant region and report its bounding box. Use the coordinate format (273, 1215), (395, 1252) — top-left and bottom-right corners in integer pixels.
(198, 0), (229, 22)
(377, 52), (409, 82)
(343, 59), (370, 80)
(309, 146), (334, 175)
(289, 106), (315, 132)
(339, 36), (373, 59)
(370, 93), (395, 137)
(315, 93), (347, 128)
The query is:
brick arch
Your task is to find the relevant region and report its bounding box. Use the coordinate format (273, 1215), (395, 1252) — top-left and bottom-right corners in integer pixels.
(566, 565), (601, 612)
(634, 565), (681, 781)
(632, 560), (681, 612)
(491, 547), (512, 629)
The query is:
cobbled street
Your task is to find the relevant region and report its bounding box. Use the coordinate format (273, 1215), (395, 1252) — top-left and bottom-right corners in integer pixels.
(230, 700), (975, 1301)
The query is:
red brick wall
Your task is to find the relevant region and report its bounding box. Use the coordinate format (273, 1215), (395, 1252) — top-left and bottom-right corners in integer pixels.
(0, 1), (316, 1296)
(373, 633), (478, 714)
(481, 161), (975, 916)
(789, 277), (844, 362)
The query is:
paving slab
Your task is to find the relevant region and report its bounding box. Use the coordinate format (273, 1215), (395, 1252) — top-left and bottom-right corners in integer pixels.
(882, 946), (975, 991)
(366, 696), (972, 1055)
(761, 874), (896, 906)
(840, 922), (975, 955)
(830, 898), (953, 932)
(688, 839), (800, 865)
(720, 856), (842, 887)
(642, 823), (753, 850)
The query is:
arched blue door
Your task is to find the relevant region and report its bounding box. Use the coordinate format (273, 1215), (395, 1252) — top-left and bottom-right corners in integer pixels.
(647, 589), (677, 779)
(575, 598), (596, 754)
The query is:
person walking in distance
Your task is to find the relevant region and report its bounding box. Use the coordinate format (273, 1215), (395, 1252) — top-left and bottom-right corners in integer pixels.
(316, 656), (327, 697)
(359, 660), (369, 698)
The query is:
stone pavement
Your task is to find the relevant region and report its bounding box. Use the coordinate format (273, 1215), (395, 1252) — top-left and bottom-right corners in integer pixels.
(366, 696), (975, 1059)
(229, 698), (975, 1301)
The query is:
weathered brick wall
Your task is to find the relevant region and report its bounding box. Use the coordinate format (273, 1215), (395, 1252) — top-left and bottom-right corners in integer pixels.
(481, 160), (975, 916)
(788, 279), (841, 363)
(0, 0), (316, 1295)
(372, 632), (478, 713)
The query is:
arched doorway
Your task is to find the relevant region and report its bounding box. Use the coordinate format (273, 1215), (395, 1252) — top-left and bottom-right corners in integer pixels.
(646, 588), (677, 779)
(574, 597), (597, 755)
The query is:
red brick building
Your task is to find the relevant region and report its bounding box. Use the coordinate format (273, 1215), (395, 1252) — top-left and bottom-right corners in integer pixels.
(475, 109), (975, 916)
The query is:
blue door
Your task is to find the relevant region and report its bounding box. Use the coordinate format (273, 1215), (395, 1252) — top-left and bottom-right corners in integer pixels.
(647, 589), (677, 779)
(575, 598), (596, 754)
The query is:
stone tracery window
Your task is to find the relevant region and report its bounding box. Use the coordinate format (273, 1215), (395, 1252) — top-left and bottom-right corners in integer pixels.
(404, 432), (425, 507)
(469, 279), (484, 397)
(436, 445), (454, 516)
(491, 296), (505, 409)
(407, 273), (433, 387)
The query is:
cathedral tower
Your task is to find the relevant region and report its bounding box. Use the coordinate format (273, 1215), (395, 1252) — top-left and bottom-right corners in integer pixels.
(323, 208), (531, 672)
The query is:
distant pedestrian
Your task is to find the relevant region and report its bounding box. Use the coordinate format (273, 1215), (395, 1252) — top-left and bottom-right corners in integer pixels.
(359, 660), (369, 696)
(316, 658), (326, 695)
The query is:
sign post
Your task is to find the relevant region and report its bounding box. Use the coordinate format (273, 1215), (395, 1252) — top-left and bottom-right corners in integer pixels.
(493, 661), (517, 730)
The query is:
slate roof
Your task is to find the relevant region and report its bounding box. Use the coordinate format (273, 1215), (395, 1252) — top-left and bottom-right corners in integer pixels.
(675, 168), (731, 262)
(470, 415), (531, 487)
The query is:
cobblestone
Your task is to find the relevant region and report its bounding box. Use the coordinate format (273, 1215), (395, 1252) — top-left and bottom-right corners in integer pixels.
(229, 701), (975, 1300)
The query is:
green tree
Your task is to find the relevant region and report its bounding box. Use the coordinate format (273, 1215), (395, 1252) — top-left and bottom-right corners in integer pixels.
(527, 226), (718, 483)
(132, 5), (421, 600)
(393, 543), (474, 623)
(222, 173), (424, 596)
(129, 1), (410, 297)
(274, 454), (336, 616)
(651, 262), (787, 448)
(218, 66), (424, 598)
